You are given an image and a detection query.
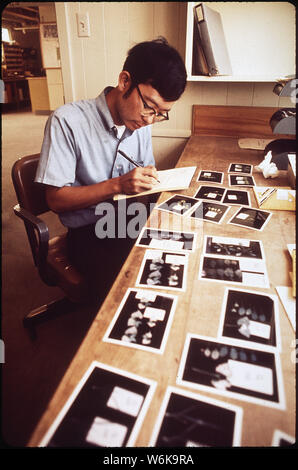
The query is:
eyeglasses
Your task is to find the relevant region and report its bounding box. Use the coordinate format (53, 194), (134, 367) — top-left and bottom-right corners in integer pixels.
(136, 85), (169, 122)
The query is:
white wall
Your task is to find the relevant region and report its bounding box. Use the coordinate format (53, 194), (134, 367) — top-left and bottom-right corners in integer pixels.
(55, 2), (295, 168)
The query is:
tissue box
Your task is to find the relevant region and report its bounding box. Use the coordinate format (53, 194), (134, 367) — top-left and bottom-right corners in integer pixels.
(288, 153), (296, 189)
(253, 186), (296, 211)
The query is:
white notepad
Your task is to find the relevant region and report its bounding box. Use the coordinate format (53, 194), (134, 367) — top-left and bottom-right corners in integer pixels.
(114, 166), (196, 200)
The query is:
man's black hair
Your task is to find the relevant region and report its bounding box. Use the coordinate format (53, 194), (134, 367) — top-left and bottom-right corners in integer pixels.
(122, 37), (187, 102)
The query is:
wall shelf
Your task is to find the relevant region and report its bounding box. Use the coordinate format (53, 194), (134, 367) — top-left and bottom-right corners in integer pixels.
(185, 2), (296, 83)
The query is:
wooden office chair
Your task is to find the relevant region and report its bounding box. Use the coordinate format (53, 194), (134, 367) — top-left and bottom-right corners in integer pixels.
(11, 153), (89, 329)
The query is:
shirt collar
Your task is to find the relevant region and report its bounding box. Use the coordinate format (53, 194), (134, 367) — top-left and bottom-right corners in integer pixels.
(95, 87), (133, 139)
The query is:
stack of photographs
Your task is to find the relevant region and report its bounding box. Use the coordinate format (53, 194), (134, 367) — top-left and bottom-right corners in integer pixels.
(228, 163), (253, 175)
(194, 185), (226, 202)
(218, 288), (281, 351)
(177, 334), (285, 409)
(149, 386), (242, 447)
(197, 170), (224, 184)
(188, 201), (230, 224)
(203, 235), (264, 258)
(155, 194), (199, 216)
(189, 185), (231, 224)
(103, 288), (178, 354)
(136, 249), (189, 292)
(136, 227), (197, 253)
(39, 362), (156, 447)
(272, 430), (295, 447)
(228, 207), (272, 231)
(229, 174), (255, 187)
(198, 235), (269, 288)
(222, 189), (251, 206)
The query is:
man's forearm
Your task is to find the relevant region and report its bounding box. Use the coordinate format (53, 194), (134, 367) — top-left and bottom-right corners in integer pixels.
(46, 177), (122, 213)
(45, 165), (159, 213)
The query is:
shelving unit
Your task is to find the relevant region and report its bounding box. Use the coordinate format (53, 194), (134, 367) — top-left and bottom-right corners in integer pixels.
(185, 2), (295, 83)
(2, 43), (25, 77)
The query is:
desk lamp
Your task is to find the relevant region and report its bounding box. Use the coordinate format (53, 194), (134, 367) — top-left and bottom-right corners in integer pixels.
(263, 77), (296, 170)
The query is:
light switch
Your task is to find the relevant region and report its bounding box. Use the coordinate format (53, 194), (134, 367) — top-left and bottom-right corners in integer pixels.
(76, 12), (90, 37)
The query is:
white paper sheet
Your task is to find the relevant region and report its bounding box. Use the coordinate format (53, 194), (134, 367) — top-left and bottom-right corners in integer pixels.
(107, 386), (144, 417)
(114, 166), (196, 200)
(227, 359), (273, 395)
(85, 417), (127, 447)
(276, 286), (296, 331)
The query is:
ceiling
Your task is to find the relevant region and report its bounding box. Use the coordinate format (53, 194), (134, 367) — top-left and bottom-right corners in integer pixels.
(2, 2), (41, 29)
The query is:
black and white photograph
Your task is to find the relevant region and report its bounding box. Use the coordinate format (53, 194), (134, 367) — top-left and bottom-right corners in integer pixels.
(222, 189), (251, 206)
(149, 386), (243, 447)
(228, 163), (253, 175)
(229, 175), (255, 187)
(203, 235), (265, 260)
(177, 334), (285, 409)
(136, 249), (189, 292)
(272, 430), (295, 446)
(39, 361), (156, 447)
(228, 207), (272, 231)
(198, 255), (269, 288)
(155, 194), (200, 216)
(103, 289), (178, 354)
(40, 23), (58, 39)
(136, 227), (197, 252)
(197, 170), (224, 184)
(193, 185), (226, 202)
(188, 201), (230, 224)
(218, 288), (281, 350)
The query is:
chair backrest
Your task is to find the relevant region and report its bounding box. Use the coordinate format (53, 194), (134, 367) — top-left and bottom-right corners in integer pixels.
(11, 153), (49, 215)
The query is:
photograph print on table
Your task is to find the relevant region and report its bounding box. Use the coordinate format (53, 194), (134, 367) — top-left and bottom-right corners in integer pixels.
(218, 288), (281, 351)
(222, 189), (251, 206)
(198, 255), (269, 288)
(272, 430), (295, 447)
(188, 201), (230, 224)
(155, 194), (200, 216)
(149, 386), (243, 447)
(103, 288), (178, 354)
(228, 163), (253, 175)
(203, 235), (265, 260)
(39, 361), (156, 447)
(197, 170), (224, 184)
(136, 227), (197, 253)
(229, 175), (255, 187)
(136, 249), (189, 292)
(193, 185), (226, 202)
(177, 334), (285, 409)
(228, 207), (272, 231)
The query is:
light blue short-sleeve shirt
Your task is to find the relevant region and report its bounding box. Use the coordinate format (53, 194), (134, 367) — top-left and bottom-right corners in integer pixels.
(35, 87), (155, 228)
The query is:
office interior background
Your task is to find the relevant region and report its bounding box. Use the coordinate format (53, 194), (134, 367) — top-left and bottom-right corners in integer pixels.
(1, 2), (295, 447)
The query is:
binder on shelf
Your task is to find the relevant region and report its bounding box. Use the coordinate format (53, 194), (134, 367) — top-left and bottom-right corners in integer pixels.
(253, 186), (296, 211)
(193, 3), (232, 76)
(192, 17), (210, 76)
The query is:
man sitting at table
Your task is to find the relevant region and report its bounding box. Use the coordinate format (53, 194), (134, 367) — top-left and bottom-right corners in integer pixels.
(35, 37), (187, 306)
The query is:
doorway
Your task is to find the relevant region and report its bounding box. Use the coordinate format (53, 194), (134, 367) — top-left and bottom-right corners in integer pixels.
(1, 2), (64, 114)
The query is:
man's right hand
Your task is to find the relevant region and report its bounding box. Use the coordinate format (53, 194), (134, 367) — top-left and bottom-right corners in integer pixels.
(119, 165), (159, 194)
(45, 165), (160, 213)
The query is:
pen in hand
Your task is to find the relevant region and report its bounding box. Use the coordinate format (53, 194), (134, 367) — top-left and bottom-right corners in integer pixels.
(117, 149), (160, 183)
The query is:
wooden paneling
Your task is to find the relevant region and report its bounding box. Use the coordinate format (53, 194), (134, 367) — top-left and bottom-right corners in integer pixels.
(192, 104), (294, 139)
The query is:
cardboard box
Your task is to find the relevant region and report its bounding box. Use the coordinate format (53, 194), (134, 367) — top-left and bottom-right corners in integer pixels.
(288, 153), (296, 189)
(253, 186), (296, 211)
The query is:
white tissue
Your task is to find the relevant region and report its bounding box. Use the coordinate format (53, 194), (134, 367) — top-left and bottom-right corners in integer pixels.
(254, 151), (279, 178)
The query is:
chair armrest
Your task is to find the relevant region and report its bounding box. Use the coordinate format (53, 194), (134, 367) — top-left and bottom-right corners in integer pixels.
(14, 204), (49, 240)
(13, 204), (49, 271)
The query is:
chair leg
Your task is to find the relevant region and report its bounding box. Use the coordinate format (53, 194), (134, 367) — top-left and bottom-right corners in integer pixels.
(23, 297), (80, 329)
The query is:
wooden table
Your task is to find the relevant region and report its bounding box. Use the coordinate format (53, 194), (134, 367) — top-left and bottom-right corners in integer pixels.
(28, 136), (295, 447)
